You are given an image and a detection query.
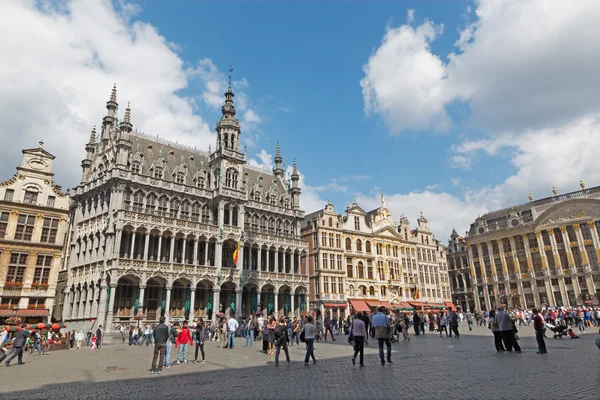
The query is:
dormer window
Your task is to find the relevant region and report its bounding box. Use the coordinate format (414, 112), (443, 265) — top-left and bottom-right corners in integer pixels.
(23, 190), (38, 205)
(354, 216), (360, 230)
(196, 177), (205, 189)
(254, 191), (261, 202)
(131, 162), (141, 174)
(225, 168), (238, 189)
(154, 166), (164, 179)
(270, 196), (277, 205)
(176, 171), (185, 184)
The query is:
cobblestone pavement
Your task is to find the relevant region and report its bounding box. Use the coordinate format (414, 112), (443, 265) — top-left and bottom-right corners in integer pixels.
(1, 323), (598, 400)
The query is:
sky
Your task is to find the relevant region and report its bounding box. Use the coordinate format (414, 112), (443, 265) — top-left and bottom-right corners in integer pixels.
(2, 0), (600, 241)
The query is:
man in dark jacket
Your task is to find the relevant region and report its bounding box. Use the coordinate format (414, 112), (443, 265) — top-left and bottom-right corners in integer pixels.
(413, 313), (421, 336)
(151, 316), (169, 374)
(96, 325), (103, 349)
(362, 312), (370, 344)
(5, 325), (30, 366)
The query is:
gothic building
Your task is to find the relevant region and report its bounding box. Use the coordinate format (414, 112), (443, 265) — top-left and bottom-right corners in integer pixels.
(446, 229), (473, 311)
(301, 196), (453, 320)
(60, 85), (309, 333)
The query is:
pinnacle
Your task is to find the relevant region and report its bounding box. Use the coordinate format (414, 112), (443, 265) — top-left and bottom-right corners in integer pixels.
(276, 142), (281, 158)
(89, 126), (96, 144)
(110, 83), (117, 103)
(124, 102), (131, 124)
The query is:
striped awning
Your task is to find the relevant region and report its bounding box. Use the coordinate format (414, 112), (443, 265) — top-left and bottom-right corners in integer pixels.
(349, 299), (370, 312)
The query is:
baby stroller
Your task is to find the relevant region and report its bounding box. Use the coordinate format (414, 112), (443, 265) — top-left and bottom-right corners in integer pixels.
(545, 323), (568, 339)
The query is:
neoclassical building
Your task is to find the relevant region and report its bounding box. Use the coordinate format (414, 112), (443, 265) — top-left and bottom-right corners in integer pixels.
(0, 143), (70, 321)
(60, 85), (309, 333)
(301, 196), (452, 319)
(465, 183), (600, 311)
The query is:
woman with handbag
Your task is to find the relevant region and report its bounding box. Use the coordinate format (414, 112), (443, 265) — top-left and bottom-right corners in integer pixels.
(274, 316), (291, 366)
(350, 312), (366, 367)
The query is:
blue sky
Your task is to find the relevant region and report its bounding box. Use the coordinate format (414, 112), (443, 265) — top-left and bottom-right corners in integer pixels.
(2, 0), (600, 239)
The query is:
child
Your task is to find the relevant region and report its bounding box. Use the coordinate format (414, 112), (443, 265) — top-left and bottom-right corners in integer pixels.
(175, 320), (193, 364)
(567, 329), (580, 339)
(90, 334), (97, 351)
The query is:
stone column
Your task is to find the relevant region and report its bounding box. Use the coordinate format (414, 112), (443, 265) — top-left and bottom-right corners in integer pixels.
(130, 232), (136, 259)
(467, 245), (481, 312)
(62, 290), (72, 321)
(556, 270), (569, 307)
(143, 233), (150, 261)
(193, 239), (199, 265)
(204, 241), (209, 266)
(587, 221), (600, 262)
(182, 238), (187, 264)
(90, 286), (99, 318)
(291, 252), (296, 275)
(257, 247), (262, 271)
(560, 227), (574, 267)
(274, 249), (279, 273)
(547, 229), (562, 269)
(96, 283), (108, 328)
(105, 283), (117, 333)
(165, 286), (172, 323)
(189, 286), (196, 321)
(256, 291), (261, 313)
(157, 235), (163, 261)
(139, 285), (146, 313)
(215, 240), (223, 268)
(235, 289), (242, 319)
(84, 286), (93, 319)
(213, 289), (221, 319)
(274, 290), (279, 318)
(509, 236), (527, 309)
(239, 205), (245, 229)
(169, 237), (175, 264)
(266, 249), (270, 271)
(71, 289), (80, 320)
(290, 293), (295, 317)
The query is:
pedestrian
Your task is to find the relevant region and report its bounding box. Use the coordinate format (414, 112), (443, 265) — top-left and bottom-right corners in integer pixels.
(267, 315), (277, 355)
(70, 329), (76, 349)
(262, 315), (269, 353)
(494, 307), (521, 353)
(151, 316), (169, 374)
(302, 315), (317, 366)
(86, 330), (92, 347)
(193, 319), (207, 364)
(164, 322), (178, 368)
(5, 325), (29, 366)
(76, 330), (85, 350)
(274, 316), (291, 367)
(245, 315), (255, 348)
(361, 312), (370, 344)
(488, 310), (505, 352)
(372, 306), (393, 366)
(175, 320), (193, 364)
(29, 329), (42, 355)
(95, 325), (103, 349)
(315, 310), (323, 342)
(466, 311), (473, 331)
(120, 325), (125, 343)
(350, 312), (366, 367)
(227, 315), (239, 349)
(532, 308), (547, 354)
(144, 324), (153, 346)
(290, 317), (300, 346)
(448, 309), (460, 338)
(90, 334), (97, 351)
(324, 311), (336, 341)
(439, 312), (448, 337)
(413, 312), (421, 336)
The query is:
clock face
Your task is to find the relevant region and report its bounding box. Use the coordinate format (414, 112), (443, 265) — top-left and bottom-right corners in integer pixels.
(29, 160), (45, 170)
(511, 219), (519, 227)
(478, 227), (485, 234)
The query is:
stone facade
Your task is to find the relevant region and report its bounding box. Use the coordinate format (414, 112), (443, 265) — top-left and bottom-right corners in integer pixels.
(61, 85), (309, 333)
(463, 184), (600, 311)
(446, 229), (474, 311)
(0, 142), (70, 321)
(301, 196), (452, 319)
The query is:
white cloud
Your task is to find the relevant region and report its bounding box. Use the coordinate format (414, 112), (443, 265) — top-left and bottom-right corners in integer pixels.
(248, 149), (274, 171)
(0, 0), (219, 188)
(406, 9), (415, 23)
(449, 154), (472, 170)
(360, 11), (450, 134)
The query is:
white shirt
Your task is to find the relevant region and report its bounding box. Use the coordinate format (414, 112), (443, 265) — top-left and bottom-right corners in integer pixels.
(227, 318), (239, 332)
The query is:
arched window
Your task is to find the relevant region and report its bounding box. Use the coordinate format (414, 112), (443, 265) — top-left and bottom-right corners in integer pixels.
(131, 162), (141, 174)
(133, 191), (144, 212)
(225, 168), (238, 189)
(345, 238), (352, 251)
(224, 133), (229, 149)
(369, 286), (375, 296)
(170, 198), (180, 218)
(201, 205), (210, 223)
(154, 166), (164, 179)
(180, 201), (190, 219)
(157, 196), (168, 216)
(381, 286), (386, 296)
(284, 198), (290, 208)
(328, 218), (333, 227)
(348, 285), (355, 296)
(123, 190), (132, 210)
(283, 221), (290, 235)
(260, 216), (267, 233)
(252, 214), (259, 230)
(269, 194), (277, 205)
(176, 171), (185, 184)
(365, 241), (371, 253)
(360, 285), (367, 296)
(268, 218), (275, 234)
(254, 191), (261, 202)
(145, 194), (156, 214)
(276, 219), (282, 235)
(214, 169), (221, 189)
(191, 202), (201, 221)
(358, 262), (365, 279)
(196, 177), (205, 189)
(356, 239), (363, 252)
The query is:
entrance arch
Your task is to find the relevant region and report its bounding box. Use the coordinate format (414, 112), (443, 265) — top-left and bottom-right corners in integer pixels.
(220, 281), (237, 317)
(145, 278), (166, 321)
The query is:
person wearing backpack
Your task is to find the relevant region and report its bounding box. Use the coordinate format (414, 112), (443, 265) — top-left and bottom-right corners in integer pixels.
(246, 315), (256, 348)
(164, 322), (178, 368)
(175, 320), (193, 364)
(274, 316), (291, 367)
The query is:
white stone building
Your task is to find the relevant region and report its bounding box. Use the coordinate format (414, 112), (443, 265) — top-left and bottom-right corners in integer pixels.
(60, 85), (309, 333)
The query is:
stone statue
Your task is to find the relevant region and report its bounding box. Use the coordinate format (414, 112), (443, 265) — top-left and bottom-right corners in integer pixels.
(381, 193), (386, 209)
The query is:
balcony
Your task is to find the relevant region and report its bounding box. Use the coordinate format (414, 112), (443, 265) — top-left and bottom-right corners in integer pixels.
(320, 294), (346, 301)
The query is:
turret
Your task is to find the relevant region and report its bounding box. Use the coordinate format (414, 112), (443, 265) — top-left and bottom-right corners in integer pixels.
(273, 143), (283, 177)
(116, 102), (132, 168)
(101, 84), (118, 150)
(215, 86), (241, 153)
(290, 159), (301, 209)
(81, 126), (97, 183)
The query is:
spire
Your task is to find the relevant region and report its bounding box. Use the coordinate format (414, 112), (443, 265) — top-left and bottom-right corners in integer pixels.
(119, 102), (132, 133)
(106, 83), (118, 113)
(273, 142), (283, 177)
(124, 102), (131, 124)
(292, 158), (299, 178)
(88, 126), (96, 144)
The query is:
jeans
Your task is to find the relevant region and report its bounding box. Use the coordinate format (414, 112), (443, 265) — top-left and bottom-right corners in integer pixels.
(535, 328), (546, 352)
(6, 346), (24, 365)
(177, 343), (188, 362)
(30, 342), (42, 355)
(501, 330), (521, 352)
(274, 341), (290, 366)
(450, 325), (460, 337)
(227, 332), (235, 348)
(291, 332), (299, 345)
(352, 336), (365, 365)
(145, 334), (152, 346)
(304, 338), (316, 364)
(324, 326), (335, 341)
(245, 329), (254, 347)
(377, 338), (392, 363)
(467, 321), (473, 331)
(439, 325), (448, 336)
(577, 319), (586, 332)
(194, 342), (205, 361)
(152, 344), (166, 370)
(164, 341), (172, 366)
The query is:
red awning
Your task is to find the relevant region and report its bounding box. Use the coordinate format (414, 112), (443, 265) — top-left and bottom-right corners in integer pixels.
(322, 303), (345, 308)
(380, 301), (393, 309)
(409, 302), (424, 308)
(0, 310), (11, 317)
(17, 309), (49, 317)
(445, 302), (457, 311)
(366, 301), (381, 307)
(397, 302), (414, 309)
(349, 299), (370, 312)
